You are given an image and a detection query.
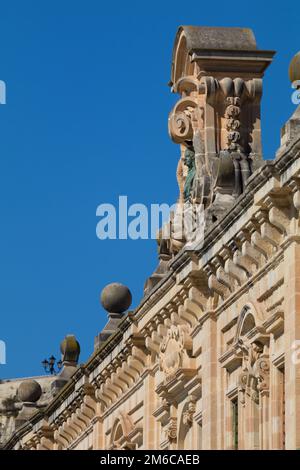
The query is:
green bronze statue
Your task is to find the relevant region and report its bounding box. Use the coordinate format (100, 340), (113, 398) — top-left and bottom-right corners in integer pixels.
(183, 147), (196, 202)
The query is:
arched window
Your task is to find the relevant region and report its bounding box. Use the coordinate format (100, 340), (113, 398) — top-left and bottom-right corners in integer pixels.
(240, 312), (255, 336)
(109, 413), (138, 450)
(234, 305), (259, 342)
(230, 304), (268, 449)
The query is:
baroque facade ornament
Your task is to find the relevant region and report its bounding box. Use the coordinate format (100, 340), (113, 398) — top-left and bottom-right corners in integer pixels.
(182, 396), (196, 426)
(166, 417), (177, 443)
(159, 324), (192, 380)
(168, 27), (273, 235)
(238, 342), (270, 405)
(225, 96), (241, 151)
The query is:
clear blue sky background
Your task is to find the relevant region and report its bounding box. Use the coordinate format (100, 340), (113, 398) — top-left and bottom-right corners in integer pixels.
(0, 1), (298, 379)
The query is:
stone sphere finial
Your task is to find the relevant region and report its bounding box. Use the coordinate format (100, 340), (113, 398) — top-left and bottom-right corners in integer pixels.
(289, 51), (300, 84)
(18, 380), (42, 403)
(100, 282), (132, 314)
(60, 335), (80, 364)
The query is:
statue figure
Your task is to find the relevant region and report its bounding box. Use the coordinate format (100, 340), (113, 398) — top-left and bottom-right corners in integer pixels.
(183, 147), (196, 202)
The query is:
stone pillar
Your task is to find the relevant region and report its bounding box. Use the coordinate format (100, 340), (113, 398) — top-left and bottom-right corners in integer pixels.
(92, 403), (104, 449)
(201, 314), (217, 449)
(143, 371), (156, 449)
(270, 364), (284, 449)
(259, 391), (269, 449)
(284, 241), (300, 449)
(216, 320), (225, 450)
(224, 394), (232, 449)
(244, 393), (260, 449)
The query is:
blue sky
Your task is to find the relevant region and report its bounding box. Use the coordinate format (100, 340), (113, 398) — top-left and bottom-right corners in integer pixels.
(0, 1), (298, 378)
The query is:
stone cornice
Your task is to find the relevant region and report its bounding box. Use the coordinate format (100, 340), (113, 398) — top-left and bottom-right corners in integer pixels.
(212, 248), (284, 318)
(134, 271), (176, 321)
(170, 163), (276, 272)
(84, 312), (135, 373)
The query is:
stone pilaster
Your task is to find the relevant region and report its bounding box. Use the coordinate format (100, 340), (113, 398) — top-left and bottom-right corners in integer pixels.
(201, 314), (217, 449)
(284, 241), (300, 449)
(143, 371), (157, 449)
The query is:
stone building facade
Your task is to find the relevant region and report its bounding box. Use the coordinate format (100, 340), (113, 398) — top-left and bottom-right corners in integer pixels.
(1, 26), (300, 450)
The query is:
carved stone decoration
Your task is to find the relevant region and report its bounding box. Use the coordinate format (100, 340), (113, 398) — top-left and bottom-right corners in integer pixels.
(169, 99), (211, 209)
(176, 150), (186, 204)
(182, 396), (196, 426)
(238, 342), (270, 405)
(168, 200), (206, 255)
(168, 26), (275, 230)
(221, 307), (271, 409)
(254, 355), (270, 393)
(159, 324), (192, 380)
(143, 27), (275, 279)
(166, 417), (177, 443)
(168, 109), (194, 144)
(238, 370), (248, 405)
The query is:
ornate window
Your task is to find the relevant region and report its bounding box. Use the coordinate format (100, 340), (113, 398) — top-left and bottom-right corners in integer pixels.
(109, 413), (142, 450)
(221, 304), (271, 449)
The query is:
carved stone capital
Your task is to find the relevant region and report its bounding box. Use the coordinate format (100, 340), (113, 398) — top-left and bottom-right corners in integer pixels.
(182, 396), (197, 426)
(166, 417), (177, 443)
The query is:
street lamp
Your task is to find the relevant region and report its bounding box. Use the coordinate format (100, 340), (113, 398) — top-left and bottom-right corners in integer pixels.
(42, 355), (62, 375)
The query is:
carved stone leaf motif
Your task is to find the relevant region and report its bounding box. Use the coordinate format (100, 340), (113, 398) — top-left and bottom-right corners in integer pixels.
(225, 97), (241, 151)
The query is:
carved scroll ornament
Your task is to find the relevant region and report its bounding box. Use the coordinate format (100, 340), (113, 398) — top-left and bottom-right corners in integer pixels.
(238, 342), (270, 405)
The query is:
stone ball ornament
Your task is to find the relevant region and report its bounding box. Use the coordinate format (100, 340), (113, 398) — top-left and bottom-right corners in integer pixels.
(100, 282), (132, 314)
(289, 51), (300, 84)
(60, 335), (80, 363)
(18, 379), (42, 403)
